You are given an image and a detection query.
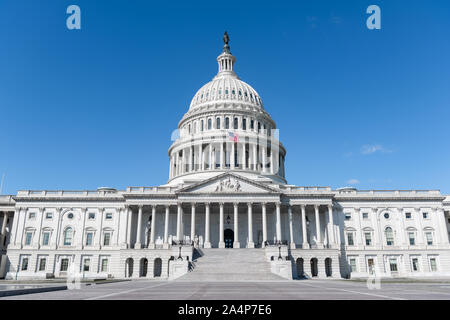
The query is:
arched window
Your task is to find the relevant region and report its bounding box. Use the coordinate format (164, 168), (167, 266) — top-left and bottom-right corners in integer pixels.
(216, 118), (220, 129)
(200, 120), (204, 131)
(207, 118), (212, 130)
(63, 227), (73, 246)
(233, 117), (238, 130)
(225, 117), (230, 129)
(188, 124), (191, 134)
(154, 258), (162, 277)
(242, 118), (246, 130)
(385, 227), (394, 246)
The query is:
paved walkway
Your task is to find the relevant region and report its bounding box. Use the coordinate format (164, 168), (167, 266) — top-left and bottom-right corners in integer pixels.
(2, 279), (450, 300)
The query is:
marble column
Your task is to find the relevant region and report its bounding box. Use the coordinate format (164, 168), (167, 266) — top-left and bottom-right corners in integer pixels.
(262, 203), (267, 247)
(1, 212), (8, 248)
(135, 205), (143, 249)
(204, 203), (211, 248)
(276, 202), (281, 242)
(231, 143), (235, 169)
(241, 142), (246, 169)
(163, 205), (169, 247)
(220, 143), (224, 169)
(176, 203), (182, 241)
(219, 202), (225, 248)
(190, 203), (196, 244)
(314, 205), (322, 248)
(301, 205), (309, 249)
(126, 206), (132, 248)
(150, 205), (156, 247)
(233, 203), (240, 248)
(288, 205), (295, 249)
(327, 204), (335, 248)
(247, 203), (254, 248)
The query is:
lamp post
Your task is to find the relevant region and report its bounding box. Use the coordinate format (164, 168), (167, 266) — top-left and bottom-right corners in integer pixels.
(177, 244), (183, 260)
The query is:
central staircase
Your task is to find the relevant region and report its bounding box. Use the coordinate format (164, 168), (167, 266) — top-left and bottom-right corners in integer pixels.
(180, 248), (287, 281)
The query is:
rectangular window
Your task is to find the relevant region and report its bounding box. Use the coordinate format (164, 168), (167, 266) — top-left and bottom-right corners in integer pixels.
(28, 212), (35, 219)
(88, 212), (95, 220)
(362, 212), (368, 220)
(250, 120), (254, 130)
(39, 258), (46, 271)
(21, 257), (29, 271)
(25, 232), (33, 246)
(60, 258), (69, 272)
(46, 212), (53, 219)
(389, 258), (398, 272)
(103, 232), (111, 246)
(105, 213), (113, 220)
(430, 258), (437, 271)
(101, 259), (109, 272)
(42, 232), (50, 246)
(405, 212), (412, 219)
(344, 213), (351, 220)
(408, 232), (415, 245)
(422, 212), (428, 219)
(347, 233), (354, 246)
(425, 232), (433, 245)
(83, 259), (90, 272)
(86, 232), (93, 246)
(242, 119), (246, 130)
(412, 258), (419, 272)
(364, 232), (372, 246)
(349, 258), (357, 272)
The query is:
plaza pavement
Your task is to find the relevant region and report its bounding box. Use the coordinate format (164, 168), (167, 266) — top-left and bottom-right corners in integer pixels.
(2, 279), (450, 300)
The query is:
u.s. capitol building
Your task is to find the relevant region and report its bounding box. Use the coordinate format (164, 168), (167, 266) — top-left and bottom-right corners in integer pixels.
(1, 34), (450, 281)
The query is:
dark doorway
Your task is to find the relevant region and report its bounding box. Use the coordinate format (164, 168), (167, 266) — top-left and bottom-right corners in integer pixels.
(296, 258), (304, 279)
(224, 229), (234, 248)
(310, 258), (318, 277)
(154, 258), (162, 277)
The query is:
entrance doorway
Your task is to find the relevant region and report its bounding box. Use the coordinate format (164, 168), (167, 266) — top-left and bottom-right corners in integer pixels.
(224, 229), (234, 248)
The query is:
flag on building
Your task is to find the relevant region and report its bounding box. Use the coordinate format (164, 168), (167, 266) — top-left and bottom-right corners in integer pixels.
(228, 132), (238, 142)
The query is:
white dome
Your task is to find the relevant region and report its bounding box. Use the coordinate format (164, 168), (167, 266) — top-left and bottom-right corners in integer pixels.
(188, 41), (264, 111)
(189, 76), (264, 111)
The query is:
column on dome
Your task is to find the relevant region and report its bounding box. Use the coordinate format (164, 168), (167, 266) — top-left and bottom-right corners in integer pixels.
(247, 203), (254, 248)
(231, 142), (235, 169)
(187, 146), (192, 172)
(220, 142), (224, 169)
(241, 142), (246, 169)
(175, 152), (179, 176)
(219, 202), (225, 248)
(204, 203), (211, 248)
(135, 205), (143, 249)
(209, 143), (213, 170)
(200, 144), (205, 171)
(270, 147), (274, 174)
(262, 203), (267, 247)
(301, 205), (309, 249)
(233, 203), (240, 248)
(314, 205), (322, 248)
(252, 143), (257, 171)
(262, 144), (267, 174)
(1, 212), (9, 246)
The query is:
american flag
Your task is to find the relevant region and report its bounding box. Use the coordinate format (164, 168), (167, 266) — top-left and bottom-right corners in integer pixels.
(228, 131), (238, 142)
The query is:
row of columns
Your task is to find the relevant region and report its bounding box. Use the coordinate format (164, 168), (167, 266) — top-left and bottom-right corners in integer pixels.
(129, 203), (336, 249)
(169, 141), (285, 179)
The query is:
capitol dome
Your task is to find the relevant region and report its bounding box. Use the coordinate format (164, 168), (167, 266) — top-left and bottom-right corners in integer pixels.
(167, 32), (287, 186)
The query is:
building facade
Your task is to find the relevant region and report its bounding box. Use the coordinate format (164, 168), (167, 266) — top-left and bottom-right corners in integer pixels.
(1, 35), (450, 280)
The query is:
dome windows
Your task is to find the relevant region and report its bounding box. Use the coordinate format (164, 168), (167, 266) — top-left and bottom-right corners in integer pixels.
(207, 118), (212, 130)
(233, 117), (238, 130)
(225, 89), (229, 95)
(225, 117), (230, 129)
(200, 120), (204, 131)
(216, 118), (221, 129)
(232, 89), (235, 95)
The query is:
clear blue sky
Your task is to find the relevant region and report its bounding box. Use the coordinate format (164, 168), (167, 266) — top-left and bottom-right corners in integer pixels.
(0, 0), (449, 194)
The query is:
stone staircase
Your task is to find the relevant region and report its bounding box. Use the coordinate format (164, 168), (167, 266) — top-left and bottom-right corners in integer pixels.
(180, 248), (287, 281)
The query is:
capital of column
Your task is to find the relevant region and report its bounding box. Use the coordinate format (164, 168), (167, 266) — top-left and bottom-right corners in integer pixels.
(138, 204), (143, 210)
(219, 202), (224, 208)
(314, 204), (319, 212)
(327, 204), (333, 211)
(191, 202), (196, 208)
(397, 207), (404, 213)
(233, 202), (238, 208)
(79, 207), (87, 214)
(247, 202), (253, 208)
(414, 207), (421, 213)
(354, 207), (360, 213)
(275, 202), (281, 208)
(205, 202), (210, 208)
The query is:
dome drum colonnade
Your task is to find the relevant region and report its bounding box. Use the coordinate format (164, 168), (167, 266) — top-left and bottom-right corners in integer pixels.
(168, 34), (286, 184)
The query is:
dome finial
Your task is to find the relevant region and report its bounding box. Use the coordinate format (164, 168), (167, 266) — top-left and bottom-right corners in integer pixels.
(223, 31), (231, 53)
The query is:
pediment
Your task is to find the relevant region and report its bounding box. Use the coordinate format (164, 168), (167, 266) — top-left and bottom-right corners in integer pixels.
(176, 173), (279, 194)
